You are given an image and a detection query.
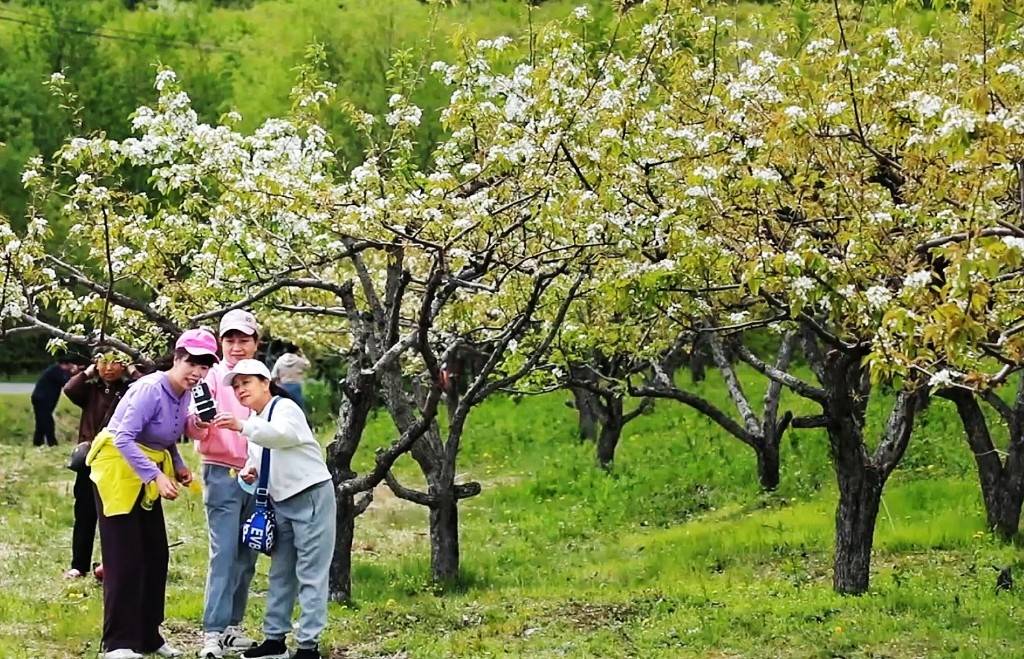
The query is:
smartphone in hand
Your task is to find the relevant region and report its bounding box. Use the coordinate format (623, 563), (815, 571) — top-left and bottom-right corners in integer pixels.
(192, 382), (218, 422)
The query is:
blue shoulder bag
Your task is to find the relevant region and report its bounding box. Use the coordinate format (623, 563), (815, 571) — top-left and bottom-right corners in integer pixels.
(241, 396), (280, 556)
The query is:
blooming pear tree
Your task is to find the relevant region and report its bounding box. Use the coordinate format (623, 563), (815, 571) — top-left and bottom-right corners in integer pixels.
(719, 7), (1024, 591)
(642, 4), (1024, 593)
(363, 24), (616, 583)
(1, 33), (601, 593)
(502, 4), (821, 487)
(522, 0), (1024, 593)
(875, 19), (1024, 540)
(1, 57), (459, 599)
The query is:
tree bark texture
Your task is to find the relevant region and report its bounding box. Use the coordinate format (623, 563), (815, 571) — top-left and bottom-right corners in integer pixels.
(688, 332), (710, 382)
(385, 382), (478, 584)
(946, 389), (1024, 539)
(330, 491), (357, 603)
(571, 385), (601, 441)
(754, 442), (781, 491)
(595, 404), (624, 470)
(821, 352), (921, 595)
(832, 461), (884, 594)
(428, 490), (461, 583)
(325, 365), (375, 603)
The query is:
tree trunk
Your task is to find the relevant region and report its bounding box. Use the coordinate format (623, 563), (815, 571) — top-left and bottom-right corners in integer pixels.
(571, 386), (600, 441)
(833, 463), (883, 595)
(596, 396), (624, 470)
(428, 491), (460, 584)
(568, 364), (603, 442)
(821, 352), (902, 596)
(330, 490), (356, 602)
(382, 416), (466, 585)
(993, 427), (1024, 538)
(755, 333), (796, 492)
(946, 389), (1024, 539)
(689, 334), (709, 383)
(754, 440), (781, 491)
(990, 483), (1024, 540)
(383, 372), (484, 587)
(325, 365), (375, 603)
(400, 383), (464, 584)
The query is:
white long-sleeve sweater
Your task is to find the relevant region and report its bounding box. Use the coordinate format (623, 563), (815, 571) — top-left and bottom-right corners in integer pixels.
(241, 396), (331, 502)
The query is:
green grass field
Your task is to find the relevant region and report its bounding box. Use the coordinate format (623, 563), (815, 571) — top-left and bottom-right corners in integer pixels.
(1, 368), (1022, 658)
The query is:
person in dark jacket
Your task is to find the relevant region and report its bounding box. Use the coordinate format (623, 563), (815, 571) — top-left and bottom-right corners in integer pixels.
(62, 351), (138, 579)
(31, 358), (78, 447)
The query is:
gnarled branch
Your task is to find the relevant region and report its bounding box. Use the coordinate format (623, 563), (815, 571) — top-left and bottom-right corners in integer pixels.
(734, 343), (828, 404)
(383, 471), (436, 507)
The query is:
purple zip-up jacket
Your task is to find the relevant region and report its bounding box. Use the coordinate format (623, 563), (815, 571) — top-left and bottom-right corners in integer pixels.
(106, 372), (189, 483)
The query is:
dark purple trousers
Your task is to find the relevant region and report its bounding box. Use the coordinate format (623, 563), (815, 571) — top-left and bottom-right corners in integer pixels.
(71, 468), (98, 574)
(94, 487), (168, 654)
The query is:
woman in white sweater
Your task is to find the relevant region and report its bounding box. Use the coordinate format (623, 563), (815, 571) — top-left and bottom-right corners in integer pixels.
(212, 359), (334, 659)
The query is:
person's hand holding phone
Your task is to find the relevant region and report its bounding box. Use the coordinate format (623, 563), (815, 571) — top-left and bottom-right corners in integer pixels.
(175, 466), (193, 487)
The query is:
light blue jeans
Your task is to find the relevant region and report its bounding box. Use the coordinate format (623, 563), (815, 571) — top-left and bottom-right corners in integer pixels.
(202, 464), (259, 632)
(264, 479), (336, 649)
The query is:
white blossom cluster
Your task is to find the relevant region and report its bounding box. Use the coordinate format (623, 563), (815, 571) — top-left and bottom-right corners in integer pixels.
(5, 3), (1024, 385)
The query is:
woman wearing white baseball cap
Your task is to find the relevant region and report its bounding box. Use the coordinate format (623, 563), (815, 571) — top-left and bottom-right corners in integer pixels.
(212, 359), (334, 659)
(187, 309), (263, 658)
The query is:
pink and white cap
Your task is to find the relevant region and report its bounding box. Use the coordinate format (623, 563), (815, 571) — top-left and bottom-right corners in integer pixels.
(175, 328), (220, 361)
(219, 309), (259, 337)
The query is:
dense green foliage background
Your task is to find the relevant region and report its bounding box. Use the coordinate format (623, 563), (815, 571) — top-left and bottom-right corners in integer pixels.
(0, 0), (598, 226)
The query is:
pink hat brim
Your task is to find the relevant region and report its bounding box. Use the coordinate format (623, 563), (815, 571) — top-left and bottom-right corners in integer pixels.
(183, 347), (220, 362)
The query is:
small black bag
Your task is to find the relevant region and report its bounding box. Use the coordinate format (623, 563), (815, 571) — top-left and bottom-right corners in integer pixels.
(66, 441), (90, 472)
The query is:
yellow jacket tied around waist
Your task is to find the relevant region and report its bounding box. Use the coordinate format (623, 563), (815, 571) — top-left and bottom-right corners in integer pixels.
(87, 429), (175, 516)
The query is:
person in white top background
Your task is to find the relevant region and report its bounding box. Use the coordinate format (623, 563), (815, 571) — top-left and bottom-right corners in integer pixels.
(269, 343), (310, 413)
(212, 359), (334, 659)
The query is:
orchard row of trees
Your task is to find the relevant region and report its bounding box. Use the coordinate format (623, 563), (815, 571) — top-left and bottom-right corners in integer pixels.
(4, 0), (1024, 599)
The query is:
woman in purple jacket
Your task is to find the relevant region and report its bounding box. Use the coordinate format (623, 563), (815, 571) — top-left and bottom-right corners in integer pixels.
(92, 329), (218, 659)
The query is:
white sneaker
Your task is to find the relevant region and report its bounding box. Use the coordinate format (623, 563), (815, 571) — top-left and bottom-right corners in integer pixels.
(221, 626), (257, 651)
(198, 632), (224, 659)
(154, 644), (183, 658)
(102, 650), (143, 659)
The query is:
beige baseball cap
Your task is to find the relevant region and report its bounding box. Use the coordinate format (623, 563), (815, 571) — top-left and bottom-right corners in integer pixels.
(219, 309), (259, 337)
